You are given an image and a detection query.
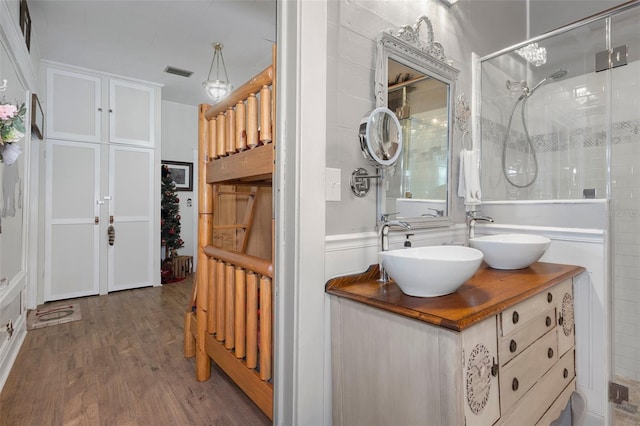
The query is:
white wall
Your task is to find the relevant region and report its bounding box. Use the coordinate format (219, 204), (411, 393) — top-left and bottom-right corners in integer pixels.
(160, 101), (198, 262)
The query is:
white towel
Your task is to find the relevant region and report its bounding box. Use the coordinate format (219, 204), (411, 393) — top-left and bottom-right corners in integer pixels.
(458, 149), (481, 206)
(457, 150), (466, 199)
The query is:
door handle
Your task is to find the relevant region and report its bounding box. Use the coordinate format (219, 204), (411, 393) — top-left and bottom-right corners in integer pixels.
(96, 200), (105, 205)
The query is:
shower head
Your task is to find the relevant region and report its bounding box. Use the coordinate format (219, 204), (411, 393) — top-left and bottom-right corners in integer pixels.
(549, 69), (569, 80)
(528, 69), (568, 95)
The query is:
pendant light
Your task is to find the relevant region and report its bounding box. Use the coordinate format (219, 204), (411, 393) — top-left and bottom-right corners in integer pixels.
(203, 42), (233, 103)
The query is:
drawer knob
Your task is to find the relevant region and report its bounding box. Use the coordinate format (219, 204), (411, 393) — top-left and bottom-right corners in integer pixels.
(563, 368), (569, 379)
(548, 348), (554, 358)
(491, 357), (498, 377)
(512, 378), (519, 391)
(546, 316), (552, 327)
(547, 292), (553, 303)
(512, 311), (519, 324)
(509, 339), (517, 353)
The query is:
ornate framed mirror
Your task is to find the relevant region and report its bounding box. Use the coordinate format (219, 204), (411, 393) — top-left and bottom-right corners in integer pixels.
(374, 15), (459, 228)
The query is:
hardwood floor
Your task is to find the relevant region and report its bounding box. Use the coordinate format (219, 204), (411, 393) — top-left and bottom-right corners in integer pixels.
(0, 276), (271, 426)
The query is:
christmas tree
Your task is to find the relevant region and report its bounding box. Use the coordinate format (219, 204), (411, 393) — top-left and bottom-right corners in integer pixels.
(161, 165), (184, 261)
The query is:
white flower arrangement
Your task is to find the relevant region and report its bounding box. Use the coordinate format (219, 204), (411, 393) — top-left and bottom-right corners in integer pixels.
(0, 100), (26, 165)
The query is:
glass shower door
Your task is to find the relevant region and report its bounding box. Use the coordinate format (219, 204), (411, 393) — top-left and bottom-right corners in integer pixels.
(609, 5), (640, 425)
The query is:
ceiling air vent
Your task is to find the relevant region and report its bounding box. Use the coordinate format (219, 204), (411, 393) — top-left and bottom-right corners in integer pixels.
(164, 66), (193, 78)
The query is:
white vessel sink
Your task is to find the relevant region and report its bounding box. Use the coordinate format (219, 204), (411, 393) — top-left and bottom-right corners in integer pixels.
(380, 246), (484, 297)
(469, 233), (551, 270)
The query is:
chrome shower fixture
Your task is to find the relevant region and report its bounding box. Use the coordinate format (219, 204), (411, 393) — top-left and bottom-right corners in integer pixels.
(500, 68), (569, 188)
(506, 69), (569, 100)
(506, 80), (528, 93)
(528, 69), (568, 96)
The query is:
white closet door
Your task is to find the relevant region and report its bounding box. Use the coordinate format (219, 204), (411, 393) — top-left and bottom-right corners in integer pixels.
(44, 140), (101, 301)
(46, 68), (102, 142)
(108, 146), (154, 292)
(109, 79), (155, 146)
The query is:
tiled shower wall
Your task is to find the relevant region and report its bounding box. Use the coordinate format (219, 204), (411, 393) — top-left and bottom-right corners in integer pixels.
(481, 61), (640, 203)
(480, 64), (626, 201)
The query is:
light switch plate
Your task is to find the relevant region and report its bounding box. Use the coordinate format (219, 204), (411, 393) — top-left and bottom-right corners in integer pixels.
(325, 168), (341, 202)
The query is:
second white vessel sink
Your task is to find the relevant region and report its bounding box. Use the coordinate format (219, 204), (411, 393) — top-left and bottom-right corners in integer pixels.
(380, 246), (484, 297)
(469, 233), (551, 270)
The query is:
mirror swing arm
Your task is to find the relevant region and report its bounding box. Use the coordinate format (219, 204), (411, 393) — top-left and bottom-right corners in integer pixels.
(370, 14), (460, 229)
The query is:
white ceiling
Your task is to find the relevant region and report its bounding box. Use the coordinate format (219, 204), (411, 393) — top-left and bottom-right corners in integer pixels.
(28, 0), (277, 106)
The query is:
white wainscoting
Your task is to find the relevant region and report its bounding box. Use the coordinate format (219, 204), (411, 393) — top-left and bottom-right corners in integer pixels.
(323, 225), (466, 423)
(324, 224), (467, 281)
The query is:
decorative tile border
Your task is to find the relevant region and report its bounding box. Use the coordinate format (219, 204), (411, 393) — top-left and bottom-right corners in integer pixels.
(481, 117), (640, 153)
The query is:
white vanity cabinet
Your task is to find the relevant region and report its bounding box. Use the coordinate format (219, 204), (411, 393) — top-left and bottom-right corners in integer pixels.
(46, 67), (156, 146)
(330, 298), (500, 426)
(327, 264), (580, 426)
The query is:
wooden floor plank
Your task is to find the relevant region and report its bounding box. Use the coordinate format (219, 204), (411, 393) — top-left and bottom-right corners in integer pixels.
(0, 275), (270, 426)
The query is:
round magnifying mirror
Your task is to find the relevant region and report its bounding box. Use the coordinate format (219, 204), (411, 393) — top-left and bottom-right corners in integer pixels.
(359, 107), (403, 168)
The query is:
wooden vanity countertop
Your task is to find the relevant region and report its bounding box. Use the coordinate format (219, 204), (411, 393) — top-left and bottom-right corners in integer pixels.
(325, 262), (585, 332)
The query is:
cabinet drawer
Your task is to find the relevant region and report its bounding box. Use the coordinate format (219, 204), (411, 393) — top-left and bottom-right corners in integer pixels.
(499, 350), (575, 425)
(499, 330), (558, 413)
(499, 307), (556, 365)
(500, 278), (571, 337)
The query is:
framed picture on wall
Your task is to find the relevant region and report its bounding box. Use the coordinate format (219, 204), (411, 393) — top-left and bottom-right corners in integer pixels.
(162, 160), (193, 191)
(19, 0), (31, 51)
(31, 93), (43, 139)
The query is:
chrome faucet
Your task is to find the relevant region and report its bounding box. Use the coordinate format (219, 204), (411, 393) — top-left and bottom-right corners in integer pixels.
(467, 211), (494, 240)
(379, 215), (412, 282)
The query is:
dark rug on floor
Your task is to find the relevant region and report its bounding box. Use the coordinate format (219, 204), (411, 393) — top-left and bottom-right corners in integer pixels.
(27, 303), (81, 330)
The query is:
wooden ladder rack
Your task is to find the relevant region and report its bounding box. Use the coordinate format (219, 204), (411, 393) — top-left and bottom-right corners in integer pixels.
(212, 185), (258, 253)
